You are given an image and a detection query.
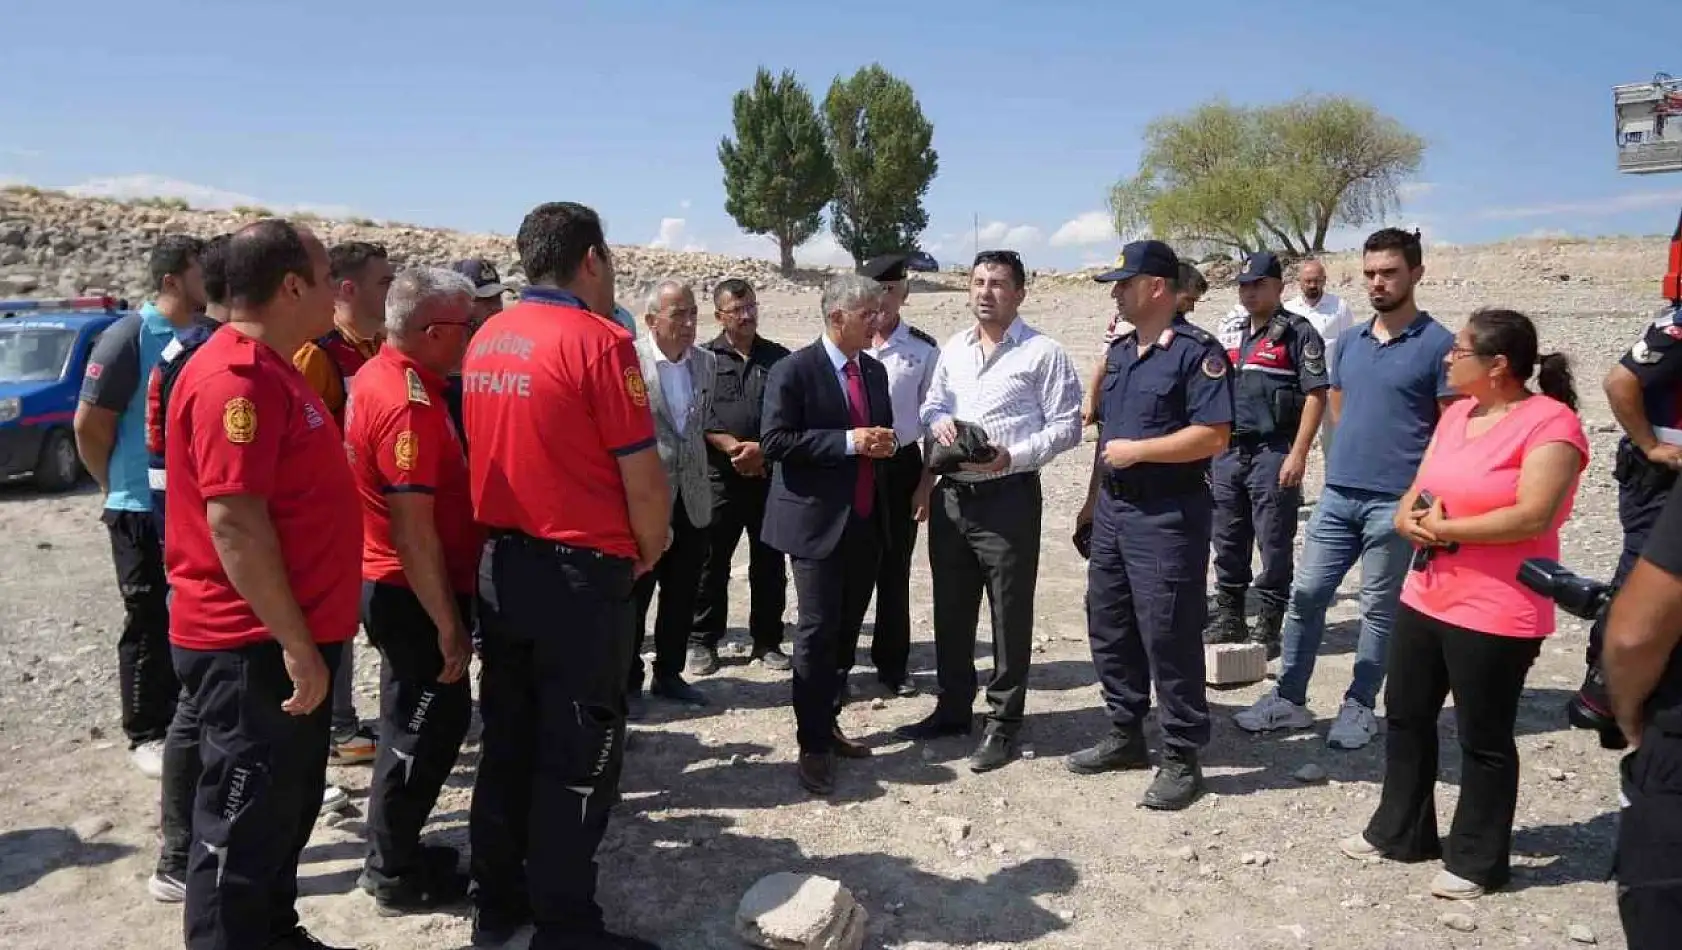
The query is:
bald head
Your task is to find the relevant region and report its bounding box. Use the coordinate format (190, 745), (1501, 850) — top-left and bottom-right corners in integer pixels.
(1298, 259), (1327, 305)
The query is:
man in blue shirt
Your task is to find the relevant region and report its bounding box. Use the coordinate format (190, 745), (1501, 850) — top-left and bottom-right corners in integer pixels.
(74, 235), (210, 779)
(1234, 228), (1456, 750)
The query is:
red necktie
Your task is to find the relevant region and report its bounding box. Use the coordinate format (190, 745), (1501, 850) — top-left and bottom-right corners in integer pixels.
(843, 360), (874, 519)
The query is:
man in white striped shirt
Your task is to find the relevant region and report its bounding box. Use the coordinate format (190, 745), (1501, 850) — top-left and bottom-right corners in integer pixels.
(895, 249), (1083, 773)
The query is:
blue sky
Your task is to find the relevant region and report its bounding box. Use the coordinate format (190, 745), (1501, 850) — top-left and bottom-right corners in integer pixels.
(3, 0), (1681, 270)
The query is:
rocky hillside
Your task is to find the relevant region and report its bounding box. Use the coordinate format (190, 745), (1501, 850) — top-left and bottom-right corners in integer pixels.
(0, 187), (825, 305)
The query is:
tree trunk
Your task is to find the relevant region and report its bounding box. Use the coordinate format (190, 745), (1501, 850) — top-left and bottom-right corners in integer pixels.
(777, 234), (796, 276)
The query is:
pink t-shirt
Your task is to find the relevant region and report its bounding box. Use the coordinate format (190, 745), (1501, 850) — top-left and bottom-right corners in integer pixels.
(1400, 395), (1589, 638)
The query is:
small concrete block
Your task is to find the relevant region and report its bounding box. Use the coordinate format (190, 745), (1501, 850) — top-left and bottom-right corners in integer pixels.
(1205, 643), (1267, 686)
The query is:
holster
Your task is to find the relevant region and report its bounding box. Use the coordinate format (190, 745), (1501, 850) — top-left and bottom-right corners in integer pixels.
(1617, 440), (1680, 494)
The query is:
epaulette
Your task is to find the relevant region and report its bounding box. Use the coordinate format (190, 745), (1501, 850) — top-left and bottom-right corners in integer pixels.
(1177, 322), (1218, 345)
(907, 324), (939, 349)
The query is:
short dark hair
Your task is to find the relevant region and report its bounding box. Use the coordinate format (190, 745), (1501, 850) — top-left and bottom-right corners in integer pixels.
(200, 233), (233, 306)
(1363, 227), (1423, 270)
(972, 249), (1025, 288)
(1466, 308), (1579, 412)
(517, 202), (607, 286)
(223, 219), (316, 309)
(1177, 262), (1208, 296)
(328, 241), (388, 284)
(713, 278), (755, 307)
(148, 235), (205, 294)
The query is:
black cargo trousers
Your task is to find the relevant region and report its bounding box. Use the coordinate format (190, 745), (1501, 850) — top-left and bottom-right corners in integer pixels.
(468, 531), (636, 946)
(105, 508), (178, 744)
(1616, 722), (1682, 949)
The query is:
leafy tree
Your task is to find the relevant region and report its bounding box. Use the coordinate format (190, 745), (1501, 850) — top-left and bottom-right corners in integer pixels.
(823, 64), (939, 265)
(1111, 95), (1425, 256)
(718, 68), (838, 275)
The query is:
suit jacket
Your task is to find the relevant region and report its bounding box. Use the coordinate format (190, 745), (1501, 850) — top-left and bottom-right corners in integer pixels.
(636, 335), (715, 528)
(759, 337), (893, 560)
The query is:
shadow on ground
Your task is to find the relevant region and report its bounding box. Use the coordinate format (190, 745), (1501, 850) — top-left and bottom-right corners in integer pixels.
(0, 827), (135, 895)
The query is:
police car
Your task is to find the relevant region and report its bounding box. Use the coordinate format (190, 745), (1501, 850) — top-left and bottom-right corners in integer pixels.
(0, 296), (130, 490)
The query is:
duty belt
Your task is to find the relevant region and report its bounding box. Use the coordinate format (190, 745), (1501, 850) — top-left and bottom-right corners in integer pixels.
(1104, 470), (1205, 503)
(487, 528), (631, 566)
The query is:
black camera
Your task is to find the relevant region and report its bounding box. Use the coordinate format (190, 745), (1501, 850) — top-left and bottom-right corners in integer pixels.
(1516, 557), (1626, 750)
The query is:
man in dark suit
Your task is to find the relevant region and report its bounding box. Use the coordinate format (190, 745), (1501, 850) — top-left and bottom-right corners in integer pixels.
(760, 274), (898, 795)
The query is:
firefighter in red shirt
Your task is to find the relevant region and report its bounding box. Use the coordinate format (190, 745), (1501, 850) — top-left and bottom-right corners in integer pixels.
(342, 266), (482, 914)
(462, 202), (669, 950)
(164, 218), (359, 950)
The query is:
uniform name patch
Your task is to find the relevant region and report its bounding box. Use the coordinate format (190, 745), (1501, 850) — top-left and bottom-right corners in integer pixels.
(222, 397), (257, 444)
(394, 430), (416, 471)
(624, 367), (649, 407)
(405, 367), (431, 406)
(1202, 356), (1228, 379)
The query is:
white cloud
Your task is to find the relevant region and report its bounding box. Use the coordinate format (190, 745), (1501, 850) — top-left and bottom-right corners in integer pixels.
(796, 232), (856, 267)
(678, 198), (692, 210)
(647, 217), (705, 253)
(1050, 211), (1116, 247)
(53, 174), (358, 218)
(1523, 227), (1573, 239)
(973, 220), (1042, 248)
(1473, 188), (1682, 220)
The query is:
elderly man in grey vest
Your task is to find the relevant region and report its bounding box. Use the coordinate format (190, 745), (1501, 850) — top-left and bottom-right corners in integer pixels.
(630, 279), (717, 716)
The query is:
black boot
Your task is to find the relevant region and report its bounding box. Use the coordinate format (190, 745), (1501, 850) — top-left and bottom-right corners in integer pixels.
(1251, 602), (1284, 660)
(1066, 727), (1150, 774)
(1567, 663), (1627, 750)
(1202, 586), (1248, 645)
(1141, 745), (1204, 811)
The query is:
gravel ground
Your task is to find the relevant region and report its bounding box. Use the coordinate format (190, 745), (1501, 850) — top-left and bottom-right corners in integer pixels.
(0, 248), (1659, 949)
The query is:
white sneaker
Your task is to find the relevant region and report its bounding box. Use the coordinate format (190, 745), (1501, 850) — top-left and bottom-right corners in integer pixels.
(1430, 870), (1484, 900)
(130, 739), (165, 779)
(1327, 700), (1380, 750)
(1234, 689), (1315, 733)
(323, 785), (350, 812)
(147, 872), (186, 903)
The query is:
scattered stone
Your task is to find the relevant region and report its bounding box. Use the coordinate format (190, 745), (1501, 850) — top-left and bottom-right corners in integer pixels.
(1439, 912), (1477, 933)
(1545, 767), (1568, 781)
(1171, 845), (1198, 862)
(869, 698), (886, 710)
(71, 815), (113, 841)
(736, 873), (867, 950)
(1567, 924), (1597, 944)
(1020, 747), (1036, 760)
(934, 817), (972, 845)
(1240, 851), (1272, 867)
(1293, 763), (1328, 783)
(87, 725), (103, 740)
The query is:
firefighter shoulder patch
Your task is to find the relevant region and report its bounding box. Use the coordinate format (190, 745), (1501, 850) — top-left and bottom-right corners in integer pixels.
(222, 397), (257, 444)
(624, 366), (649, 407)
(393, 430), (416, 472)
(405, 367), (431, 406)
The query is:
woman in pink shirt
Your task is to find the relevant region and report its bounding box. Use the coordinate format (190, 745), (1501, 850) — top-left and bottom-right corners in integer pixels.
(1339, 308), (1589, 900)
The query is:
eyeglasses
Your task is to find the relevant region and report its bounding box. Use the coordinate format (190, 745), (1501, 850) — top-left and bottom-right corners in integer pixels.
(1448, 345), (1478, 361)
(974, 249), (1022, 267)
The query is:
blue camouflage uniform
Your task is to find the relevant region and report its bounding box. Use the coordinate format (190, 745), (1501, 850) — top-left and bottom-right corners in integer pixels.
(1207, 251), (1329, 655)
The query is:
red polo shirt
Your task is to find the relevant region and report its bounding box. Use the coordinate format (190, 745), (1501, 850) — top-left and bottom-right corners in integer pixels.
(164, 329), (361, 651)
(462, 288), (656, 559)
(346, 347), (482, 593)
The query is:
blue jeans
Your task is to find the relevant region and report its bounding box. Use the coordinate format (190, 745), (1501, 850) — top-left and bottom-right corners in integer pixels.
(1276, 485), (1412, 709)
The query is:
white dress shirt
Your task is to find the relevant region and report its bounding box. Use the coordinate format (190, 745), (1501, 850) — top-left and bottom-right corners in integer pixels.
(919, 317), (1083, 482)
(867, 320), (939, 449)
(1285, 291), (1355, 367)
(653, 345), (694, 435)
(820, 333), (864, 456)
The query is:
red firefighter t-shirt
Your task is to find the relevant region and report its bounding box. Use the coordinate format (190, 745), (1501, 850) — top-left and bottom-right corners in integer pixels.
(164, 330), (361, 651)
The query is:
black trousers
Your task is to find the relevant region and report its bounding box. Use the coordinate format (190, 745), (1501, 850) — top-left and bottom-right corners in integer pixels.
(105, 509), (177, 745)
(632, 496), (708, 690)
(862, 444), (923, 684)
(1210, 440), (1301, 610)
(692, 474), (788, 653)
(361, 582), (473, 884)
(1617, 724), (1682, 950)
(789, 515), (881, 754)
(174, 638), (344, 950)
(1362, 605), (1541, 889)
(157, 681), (199, 879)
(1588, 470), (1673, 666)
(469, 533), (635, 945)
(927, 473), (1043, 734)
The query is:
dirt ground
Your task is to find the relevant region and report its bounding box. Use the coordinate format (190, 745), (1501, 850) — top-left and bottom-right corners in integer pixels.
(0, 251), (1657, 949)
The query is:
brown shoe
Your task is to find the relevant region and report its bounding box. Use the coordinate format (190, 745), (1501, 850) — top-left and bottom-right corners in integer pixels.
(797, 752), (835, 795)
(832, 727), (872, 759)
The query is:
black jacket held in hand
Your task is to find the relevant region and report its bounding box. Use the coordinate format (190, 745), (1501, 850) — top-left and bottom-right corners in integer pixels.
(758, 340), (893, 561)
(925, 419), (998, 474)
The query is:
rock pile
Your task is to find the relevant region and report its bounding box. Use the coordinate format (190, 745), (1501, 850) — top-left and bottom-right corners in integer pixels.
(0, 187), (820, 305)
(735, 873), (867, 950)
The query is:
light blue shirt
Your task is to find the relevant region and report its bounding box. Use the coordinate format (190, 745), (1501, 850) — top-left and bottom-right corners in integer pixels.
(81, 303), (178, 512)
(820, 334), (859, 456)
